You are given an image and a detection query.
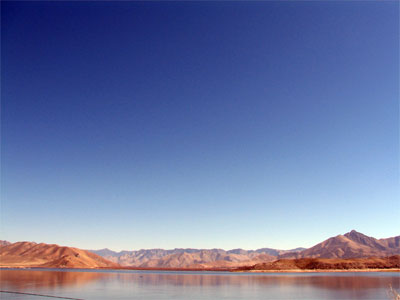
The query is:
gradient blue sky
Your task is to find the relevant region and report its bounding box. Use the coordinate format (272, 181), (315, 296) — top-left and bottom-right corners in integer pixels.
(1, 1), (399, 251)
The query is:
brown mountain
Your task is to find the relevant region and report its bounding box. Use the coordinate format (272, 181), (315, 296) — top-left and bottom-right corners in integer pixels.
(279, 230), (400, 259)
(89, 230), (400, 268)
(188, 253), (278, 269)
(237, 255), (400, 271)
(90, 247), (304, 268)
(139, 251), (277, 269)
(0, 241), (119, 268)
(379, 236), (400, 249)
(3, 230), (397, 269)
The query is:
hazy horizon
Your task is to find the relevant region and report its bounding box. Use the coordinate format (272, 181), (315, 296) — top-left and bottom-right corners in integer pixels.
(1, 1), (399, 252)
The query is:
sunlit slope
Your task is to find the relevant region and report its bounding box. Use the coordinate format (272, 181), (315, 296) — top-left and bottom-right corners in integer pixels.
(0, 241), (118, 268)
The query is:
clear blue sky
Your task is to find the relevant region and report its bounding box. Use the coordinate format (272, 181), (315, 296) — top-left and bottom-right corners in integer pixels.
(1, 1), (399, 251)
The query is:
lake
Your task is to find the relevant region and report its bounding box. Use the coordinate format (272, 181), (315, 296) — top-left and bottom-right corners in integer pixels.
(0, 269), (399, 300)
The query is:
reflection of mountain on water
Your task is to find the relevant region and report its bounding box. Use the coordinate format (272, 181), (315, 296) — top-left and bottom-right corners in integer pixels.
(0, 269), (108, 290)
(110, 272), (400, 290)
(98, 272), (400, 299)
(1, 270), (399, 297)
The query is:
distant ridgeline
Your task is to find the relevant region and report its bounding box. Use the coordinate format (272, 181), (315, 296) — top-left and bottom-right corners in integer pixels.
(1, 230), (399, 269)
(87, 230), (399, 268)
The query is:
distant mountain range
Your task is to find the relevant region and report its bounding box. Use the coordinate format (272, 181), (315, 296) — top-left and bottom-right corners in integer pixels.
(0, 240), (11, 247)
(89, 247), (305, 268)
(1, 230), (399, 269)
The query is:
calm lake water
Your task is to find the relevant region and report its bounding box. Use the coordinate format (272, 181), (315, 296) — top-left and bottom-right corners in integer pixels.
(0, 269), (399, 300)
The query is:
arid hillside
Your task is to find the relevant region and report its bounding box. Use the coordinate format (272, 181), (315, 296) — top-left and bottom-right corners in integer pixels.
(279, 230), (400, 259)
(89, 230), (400, 268)
(0, 241), (118, 268)
(2, 230), (398, 270)
(90, 247), (304, 268)
(236, 255), (400, 271)
(139, 251), (277, 269)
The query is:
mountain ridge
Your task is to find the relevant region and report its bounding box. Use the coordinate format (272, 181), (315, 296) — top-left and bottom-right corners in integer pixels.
(279, 230), (400, 259)
(1, 230), (399, 269)
(236, 255), (400, 271)
(0, 241), (118, 268)
(89, 247), (306, 267)
(87, 230), (399, 267)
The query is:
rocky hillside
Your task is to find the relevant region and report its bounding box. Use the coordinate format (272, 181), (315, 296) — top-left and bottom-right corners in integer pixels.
(0, 241), (119, 268)
(237, 255), (400, 271)
(279, 230), (400, 259)
(90, 247), (305, 268)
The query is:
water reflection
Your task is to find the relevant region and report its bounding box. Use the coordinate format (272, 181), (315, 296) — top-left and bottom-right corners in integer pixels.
(0, 270), (107, 290)
(95, 271), (400, 290)
(1, 269), (399, 300)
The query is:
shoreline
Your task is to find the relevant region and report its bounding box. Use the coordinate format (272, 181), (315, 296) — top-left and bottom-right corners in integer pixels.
(233, 268), (400, 273)
(1, 266), (399, 273)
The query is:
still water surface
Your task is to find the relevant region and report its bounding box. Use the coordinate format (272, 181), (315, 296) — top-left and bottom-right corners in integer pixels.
(0, 269), (399, 300)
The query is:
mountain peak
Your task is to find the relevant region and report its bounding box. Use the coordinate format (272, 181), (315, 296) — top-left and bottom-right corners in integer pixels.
(278, 230), (400, 260)
(344, 230), (369, 239)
